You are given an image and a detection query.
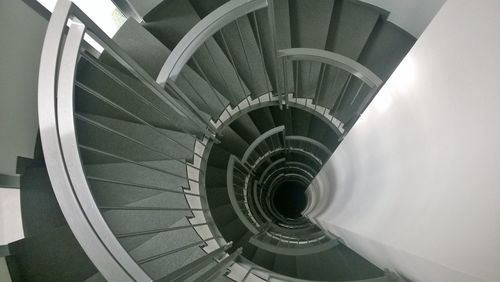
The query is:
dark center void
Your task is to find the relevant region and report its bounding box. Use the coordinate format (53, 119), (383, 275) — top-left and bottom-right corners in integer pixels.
(272, 181), (307, 219)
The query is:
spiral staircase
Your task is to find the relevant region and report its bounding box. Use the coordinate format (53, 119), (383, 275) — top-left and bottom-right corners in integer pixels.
(6, 0), (416, 281)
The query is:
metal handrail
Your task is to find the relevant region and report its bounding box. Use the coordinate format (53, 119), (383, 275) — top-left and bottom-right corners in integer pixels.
(227, 156), (260, 234)
(285, 135), (332, 156)
(38, 1), (147, 280)
(277, 48), (382, 88)
(241, 126), (285, 163)
(249, 232), (337, 256)
(38, 1), (226, 280)
(278, 48), (383, 137)
(156, 0), (268, 84)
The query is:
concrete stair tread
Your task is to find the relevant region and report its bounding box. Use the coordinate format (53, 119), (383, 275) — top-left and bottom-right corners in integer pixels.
(207, 144), (232, 169)
(76, 113), (195, 163)
(206, 186), (231, 208)
(101, 191), (191, 235)
(128, 217), (206, 279)
(210, 204), (239, 228)
(102, 17), (229, 120)
(219, 218), (249, 249)
(144, 0), (250, 106)
(325, 0), (382, 60)
(215, 15), (272, 98)
(206, 165), (228, 187)
(248, 107), (276, 134)
(251, 248), (275, 270)
(272, 254), (297, 278)
(289, 0), (335, 99)
(218, 126), (250, 158)
(76, 58), (204, 135)
(84, 159), (188, 188)
(189, 0), (273, 101)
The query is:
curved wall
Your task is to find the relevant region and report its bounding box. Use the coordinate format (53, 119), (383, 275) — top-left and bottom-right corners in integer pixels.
(306, 0), (500, 281)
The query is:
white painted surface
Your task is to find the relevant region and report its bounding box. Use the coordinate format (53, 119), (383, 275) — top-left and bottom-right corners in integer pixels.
(0, 258), (12, 282)
(307, 0), (500, 281)
(0, 189), (24, 245)
(0, 0), (47, 175)
(360, 0), (446, 37)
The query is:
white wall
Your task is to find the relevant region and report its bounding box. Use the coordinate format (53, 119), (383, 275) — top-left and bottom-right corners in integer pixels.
(360, 0), (446, 37)
(0, 258), (12, 282)
(0, 0), (48, 175)
(306, 0), (500, 281)
(0, 189), (24, 245)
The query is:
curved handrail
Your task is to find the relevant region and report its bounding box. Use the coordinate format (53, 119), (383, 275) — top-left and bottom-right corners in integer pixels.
(258, 158), (286, 183)
(277, 48), (383, 88)
(38, 1), (149, 281)
(251, 147), (323, 175)
(241, 126), (284, 163)
(263, 167), (313, 186)
(249, 230), (337, 256)
(285, 135), (332, 156)
(227, 155), (260, 234)
(156, 0), (268, 84)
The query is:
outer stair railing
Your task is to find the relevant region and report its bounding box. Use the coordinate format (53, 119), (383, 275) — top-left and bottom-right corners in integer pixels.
(38, 0), (239, 280)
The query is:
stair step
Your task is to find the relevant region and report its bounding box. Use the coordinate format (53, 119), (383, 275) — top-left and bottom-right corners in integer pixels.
(206, 165), (228, 187)
(103, 17), (227, 120)
(272, 254), (297, 277)
(273, 0), (295, 94)
(206, 186), (231, 208)
(296, 252), (328, 280)
(248, 107), (276, 134)
(252, 248), (275, 269)
(75, 113), (195, 163)
(19, 168), (67, 237)
(233, 230), (253, 252)
(289, 0), (334, 99)
(220, 218), (249, 248)
(99, 18), (169, 78)
(210, 204), (238, 227)
(358, 19), (416, 81)
(325, 0), (382, 60)
(101, 193), (191, 247)
(75, 59), (204, 135)
(7, 226), (97, 282)
(129, 217), (205, 280)
(84, 159), (188, 189)
(317, 0), (382, 110)
(269, 107), (294, 140)
(218, 126), (250, 158)
(215, 14), (272, 98)
(144, 0), (249, 106)
(333, 20), (415, 122)
(190, 0), (271, 98)
(291, 107), (310, 136)
(207, 144), (232, 169)
(229, 114), (262, 144)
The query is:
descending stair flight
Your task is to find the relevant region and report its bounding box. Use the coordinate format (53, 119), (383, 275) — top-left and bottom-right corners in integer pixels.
(10, 0), (415, 280)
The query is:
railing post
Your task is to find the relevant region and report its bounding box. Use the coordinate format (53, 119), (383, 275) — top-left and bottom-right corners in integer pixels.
(157, 243), (233, 282)
(193, 248), (242, 282)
